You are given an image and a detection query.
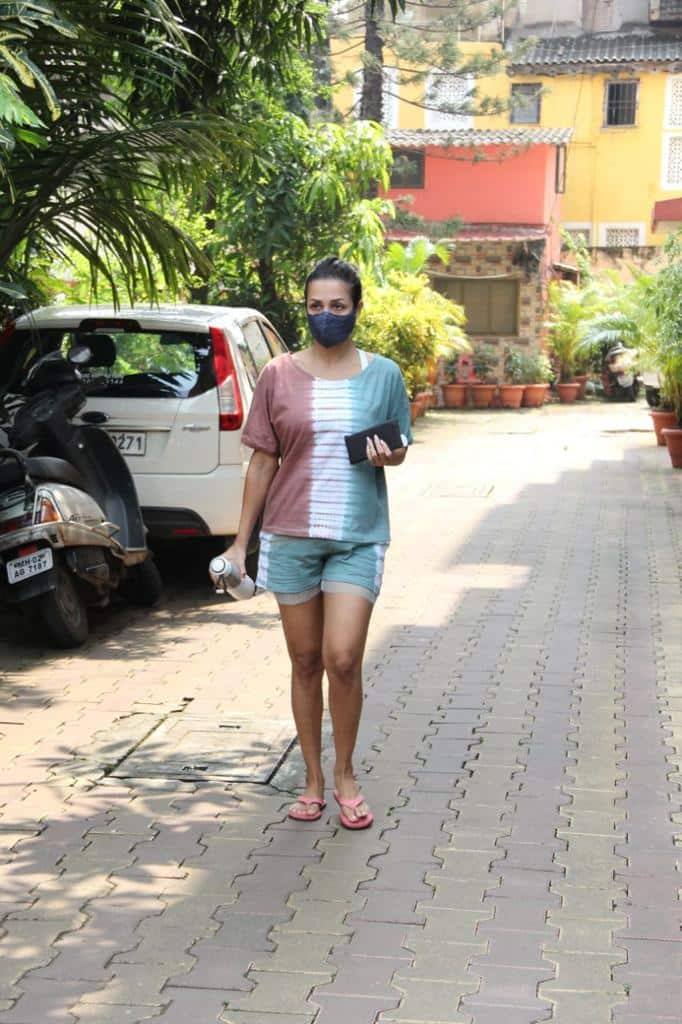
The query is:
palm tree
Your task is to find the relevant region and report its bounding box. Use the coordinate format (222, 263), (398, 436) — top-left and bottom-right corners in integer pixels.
(383, 236), (451, 276)
(0, 1), (326, 304)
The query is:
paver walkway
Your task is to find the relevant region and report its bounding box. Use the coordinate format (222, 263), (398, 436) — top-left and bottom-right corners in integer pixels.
(0, 401), (681, 1024)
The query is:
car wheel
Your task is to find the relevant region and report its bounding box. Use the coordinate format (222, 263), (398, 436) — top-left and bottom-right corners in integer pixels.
(121, 559), (164, 607)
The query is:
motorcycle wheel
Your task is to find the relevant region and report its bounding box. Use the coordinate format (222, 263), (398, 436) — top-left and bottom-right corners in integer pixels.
(38, 561), (89, 648)
(121, 558), (163, 608)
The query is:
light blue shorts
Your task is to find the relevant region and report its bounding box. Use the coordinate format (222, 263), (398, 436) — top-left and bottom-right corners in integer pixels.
(256, 533), (387, 606)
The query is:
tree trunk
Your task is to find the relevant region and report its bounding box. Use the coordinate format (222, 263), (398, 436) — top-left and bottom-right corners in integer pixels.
(312, 36), (333, 118)
(360, 0), (384, 124)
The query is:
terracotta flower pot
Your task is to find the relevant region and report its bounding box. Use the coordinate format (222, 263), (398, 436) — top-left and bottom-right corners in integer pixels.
(662, 427), (682, 468)
(651, 409), (678, 446)
(442, 383), (466, 408)
(469, 383), (497, 409)
(415, 392), (430, 416)
(498, 384), (525, 409)
(409, 400), (419, 424)
(522, 383), (547, 408)
(557, 382), (581, 404)
(574, 374), (589, 399)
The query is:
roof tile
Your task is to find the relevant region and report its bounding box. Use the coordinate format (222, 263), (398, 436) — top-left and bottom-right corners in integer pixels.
(511, 32), (682, 71)
(387, 127), (573, 148)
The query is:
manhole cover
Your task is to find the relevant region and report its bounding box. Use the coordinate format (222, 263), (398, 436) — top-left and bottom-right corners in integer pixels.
(111, 715), (297, 783)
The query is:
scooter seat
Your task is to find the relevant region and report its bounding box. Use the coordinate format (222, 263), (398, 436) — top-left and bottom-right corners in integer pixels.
(0, 455), (87, 491)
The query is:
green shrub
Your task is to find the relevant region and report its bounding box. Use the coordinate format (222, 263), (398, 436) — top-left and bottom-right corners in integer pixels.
(515, 350), (553, 385)
(502, 346), (525, 384)
(472, 343), (498, 383)
(356, 271), (469, 399)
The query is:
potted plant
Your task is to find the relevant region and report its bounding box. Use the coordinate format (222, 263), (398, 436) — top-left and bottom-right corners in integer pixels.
(644, 234), (682, 466)
(469, 343), (498, 409)
(546, 280), (601, 403)
(442, 357), (467, 408)
(518, 351), (552, 407)
(499, 346), (526, 409)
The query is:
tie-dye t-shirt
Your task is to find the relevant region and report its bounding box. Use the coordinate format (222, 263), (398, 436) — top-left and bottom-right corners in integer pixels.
(241, 352), (413, 545)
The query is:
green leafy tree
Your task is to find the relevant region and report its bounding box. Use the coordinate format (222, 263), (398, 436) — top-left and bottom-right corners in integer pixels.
(209, 112), (394, 342)
(0, 1), (330, 305)
(643, 232), (682, 421)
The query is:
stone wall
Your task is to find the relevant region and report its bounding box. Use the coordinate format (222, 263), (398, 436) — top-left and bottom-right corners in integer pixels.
(429, 238), (550, 380)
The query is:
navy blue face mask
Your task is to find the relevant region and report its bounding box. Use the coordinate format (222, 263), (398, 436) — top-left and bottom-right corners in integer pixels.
(307, 309), (357, 348)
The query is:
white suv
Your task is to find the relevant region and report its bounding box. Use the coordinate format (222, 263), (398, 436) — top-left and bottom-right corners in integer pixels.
(5, 305), (287, 539)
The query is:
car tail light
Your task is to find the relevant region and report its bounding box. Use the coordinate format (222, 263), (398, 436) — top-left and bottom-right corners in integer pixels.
(210, 327), (243, 431)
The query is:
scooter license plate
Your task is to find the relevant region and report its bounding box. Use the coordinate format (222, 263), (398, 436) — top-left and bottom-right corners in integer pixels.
(108, 431), (147, 456)
(7, 548), (54, 584)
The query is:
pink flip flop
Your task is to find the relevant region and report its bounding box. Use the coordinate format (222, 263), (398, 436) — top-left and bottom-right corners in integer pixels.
(333, 790), (374, 830)
(287, 796), (327, 822)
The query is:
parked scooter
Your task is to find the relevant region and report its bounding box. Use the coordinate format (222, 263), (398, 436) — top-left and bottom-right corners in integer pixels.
(601, 344), (641, 402)
(0, 336), (162, 647)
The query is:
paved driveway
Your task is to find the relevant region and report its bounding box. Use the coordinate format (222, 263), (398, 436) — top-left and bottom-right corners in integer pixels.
(0, 401), (680, 1024)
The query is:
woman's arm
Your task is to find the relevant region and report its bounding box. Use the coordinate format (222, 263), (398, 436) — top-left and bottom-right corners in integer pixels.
(222, 449), (279, 576)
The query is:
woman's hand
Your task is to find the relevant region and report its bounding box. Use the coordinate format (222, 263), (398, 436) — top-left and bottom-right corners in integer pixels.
(221, 541), (247, 579)
(366, 435), (407, 468)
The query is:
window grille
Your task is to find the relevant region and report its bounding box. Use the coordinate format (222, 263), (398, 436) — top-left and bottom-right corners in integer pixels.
(352, 67), (400, 128)
(665, 134), (682, 186)
(563, 228), (591, 247)
(667, 77), (682, 127)
(605, 81), (638, 126)
(604, 227), (641, 247)
(651, 0), (682, 23)
(510, 83), (541, 124)
(425, 74), (473, 130)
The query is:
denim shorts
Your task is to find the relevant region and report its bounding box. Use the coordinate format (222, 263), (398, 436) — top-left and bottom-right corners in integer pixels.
(256, 533), (387, 606)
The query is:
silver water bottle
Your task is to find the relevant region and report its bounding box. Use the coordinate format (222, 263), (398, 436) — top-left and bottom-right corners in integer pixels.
(209, 556), (255, 600)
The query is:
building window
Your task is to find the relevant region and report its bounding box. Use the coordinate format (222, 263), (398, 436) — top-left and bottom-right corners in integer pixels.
(424, 73), (473, 130)
(663, 133), (682, 187)
(562, 225), (592, 247)
(650, 0), (682, 23)
(390, 149), (425, 189)
(665, 76), (682, 127)
(432, 276), (519, 336)
(605, 81), (638, 126)
(602, 225), (643, 247)
(510, 83), (542, 124)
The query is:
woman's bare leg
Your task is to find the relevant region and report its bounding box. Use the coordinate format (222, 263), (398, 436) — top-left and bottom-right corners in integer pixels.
(278, 594), (325, 816)
(322, 592), (374, 823)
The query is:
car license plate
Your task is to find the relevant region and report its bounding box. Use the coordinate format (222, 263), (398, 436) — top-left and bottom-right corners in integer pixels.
(7, 548), (54, 584)
(108, 431), (147, 456)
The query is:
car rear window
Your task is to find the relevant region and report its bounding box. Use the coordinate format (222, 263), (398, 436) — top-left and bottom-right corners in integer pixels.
(8, 328), (215, 399)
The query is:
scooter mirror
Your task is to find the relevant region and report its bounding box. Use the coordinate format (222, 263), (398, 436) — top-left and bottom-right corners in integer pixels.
(68, 345), (92, 365)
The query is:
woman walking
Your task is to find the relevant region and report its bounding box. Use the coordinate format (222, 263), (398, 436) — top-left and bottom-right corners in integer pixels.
(224, 257), (412, 829)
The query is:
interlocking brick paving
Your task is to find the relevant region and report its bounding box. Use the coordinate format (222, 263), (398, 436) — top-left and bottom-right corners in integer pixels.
(0, 403), (680, 1023)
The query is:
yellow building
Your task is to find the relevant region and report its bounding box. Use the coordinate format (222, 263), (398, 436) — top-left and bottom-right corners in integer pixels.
(331, 32), (682, 249)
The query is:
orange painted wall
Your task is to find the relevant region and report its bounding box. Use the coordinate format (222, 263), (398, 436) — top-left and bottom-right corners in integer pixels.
(388, 143), (561, 228)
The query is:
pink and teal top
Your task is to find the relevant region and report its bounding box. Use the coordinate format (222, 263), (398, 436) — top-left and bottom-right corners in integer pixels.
(241, 352), (413, 545)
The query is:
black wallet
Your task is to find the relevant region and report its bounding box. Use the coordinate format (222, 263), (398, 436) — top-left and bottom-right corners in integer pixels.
(344, 419), (403, 465)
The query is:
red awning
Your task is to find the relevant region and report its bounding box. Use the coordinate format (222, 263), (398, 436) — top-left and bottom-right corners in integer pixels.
(652, 197), (682, 230)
